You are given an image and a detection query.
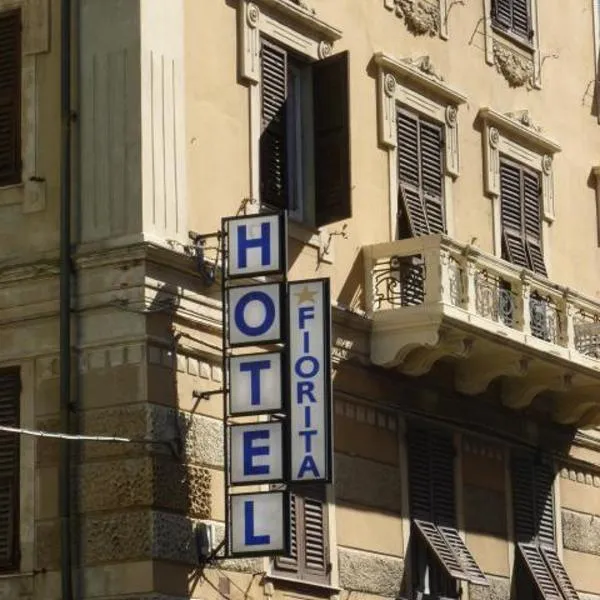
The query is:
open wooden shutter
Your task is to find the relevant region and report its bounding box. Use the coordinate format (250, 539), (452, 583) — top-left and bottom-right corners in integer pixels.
(491, 0), (512, 29)
(511, 0), (532, 39)
(438, 526), (489, 586)
(413, 519), (467, 580)
(0, 367), (20, 570)
(500, 159), (529, 269)
(541, 546), (580, 600)
(523, 168), (547, 276)
(420, 119), (445, 234)
(0, 9), (21, 187)
(397, 110), (430, 237)
(313, 51), (351, 226)
(260, 39), (287, 210)
(518, 543), (563, 600)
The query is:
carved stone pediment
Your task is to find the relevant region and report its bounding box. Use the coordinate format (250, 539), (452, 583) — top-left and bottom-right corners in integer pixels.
(492, 41), (534, 89)
(401, 55), (444, 82)
(393, 0), (440, 37)
(285, 0), (316, 15)
(505, 110), (542, 133)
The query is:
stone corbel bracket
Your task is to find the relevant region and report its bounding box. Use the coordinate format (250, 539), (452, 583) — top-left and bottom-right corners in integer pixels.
(479, 107), (561, 223)
(374, 52), (466, 178)
(238, 0), (342, 83)
(383, 0), (449, 40)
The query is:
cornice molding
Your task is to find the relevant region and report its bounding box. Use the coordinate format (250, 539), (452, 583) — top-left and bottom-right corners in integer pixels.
(245, 0), (342, 41)
(478, 107), (561, 155)
(374, 52), (467, 106)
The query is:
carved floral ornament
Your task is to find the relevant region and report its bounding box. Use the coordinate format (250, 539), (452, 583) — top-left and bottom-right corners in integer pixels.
(492, 40), (535, 89)
(395, 0), (440, 36)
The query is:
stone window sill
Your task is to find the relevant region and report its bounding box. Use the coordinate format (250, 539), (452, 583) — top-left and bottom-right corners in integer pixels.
(265, 573), (341, 594)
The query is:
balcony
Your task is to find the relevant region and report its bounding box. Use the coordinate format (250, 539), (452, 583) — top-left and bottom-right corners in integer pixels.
(363, 235), (600, 428)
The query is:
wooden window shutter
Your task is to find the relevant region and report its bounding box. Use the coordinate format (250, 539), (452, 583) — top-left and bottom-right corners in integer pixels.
(517, 543), (563, 599)
(534, 458), (555, 548)
(523, 168), (547, 276)
(313, 51), (351, 227)
(500, 159), (529, 269)
(491, 0), (512, 29)
(397, 109), (445, 238)
(511, 0), (532, 40)
(0, 367), (20, 570)
(430, 431), (455, 527)
(407, 426), (488, 586)
(407, 425), (434, 519)
(540, 546), (580, 600)
(274, 493), (299, 572)
(260, 39), (288, 210)
(511, 452), (538, 543)
(303, 494), (328, 579)
(419, 119), (445, 234)
(397, 110), (430, 237)
(0, 9), (21, 187)
(273, 487), (329, 583)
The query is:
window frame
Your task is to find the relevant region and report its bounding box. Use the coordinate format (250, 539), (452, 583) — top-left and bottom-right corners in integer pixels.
(374, 52), (466, 242)
(0, 8), (21, 188)
(237, 0), (346, 263)
(479, 107), (561, 276)
(490, 0), (534, 47)
(271, 486), (331, 585)
(0, 1), (49, 212)
(510, 452), (579, 600)
(483, 0), (542, 89)
(404, 423), (488, 598)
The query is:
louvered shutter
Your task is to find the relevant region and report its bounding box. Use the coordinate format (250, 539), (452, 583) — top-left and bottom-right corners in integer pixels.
(274, 493), (298, 572)
(274, 488), (328, 583)
(492, 0), (512, 29)
(413, 519), (466, 580)
(534, 458), (555, 548)
(0, 368), (20, 570)
(407, 425), (433, 520)
(511, 452), (537, 543)
(511, 0), (532, 39)
(313, 51), (351, 226)
(541, 546), (580, 600)
(523, 169), (547, 276)
(431, 431), (455, 527)
(260, 39), (287, 210)
(0, 10), (21, 187)
(420, 119), (445, 234)
(500, 160), (529, 269)
(518, 543), (562, 600)
(397, 110), (430, 237)
(439, 526), (489, 586)
(303, 495), (328, 580)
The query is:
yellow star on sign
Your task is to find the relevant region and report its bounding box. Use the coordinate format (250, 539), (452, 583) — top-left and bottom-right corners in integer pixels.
(295, 285), (317, 305)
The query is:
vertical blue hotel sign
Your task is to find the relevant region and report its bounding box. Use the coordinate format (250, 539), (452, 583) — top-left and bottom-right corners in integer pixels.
(222, 211), (332, 558)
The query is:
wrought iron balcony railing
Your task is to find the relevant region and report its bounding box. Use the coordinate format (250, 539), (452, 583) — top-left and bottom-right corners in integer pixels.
(364, 234), (600, 367)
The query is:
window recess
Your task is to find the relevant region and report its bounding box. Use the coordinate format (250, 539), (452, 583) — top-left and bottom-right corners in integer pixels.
(511, 451), (579, 600)
(406, 425), (488, 598)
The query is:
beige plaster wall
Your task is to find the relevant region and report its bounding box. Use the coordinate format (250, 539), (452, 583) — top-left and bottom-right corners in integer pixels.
(184, 0), (600, 303)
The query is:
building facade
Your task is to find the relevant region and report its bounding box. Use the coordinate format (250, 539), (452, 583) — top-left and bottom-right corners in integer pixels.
(1, 0), (600, 599)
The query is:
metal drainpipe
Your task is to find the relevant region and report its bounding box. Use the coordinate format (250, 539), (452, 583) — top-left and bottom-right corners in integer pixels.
(59, 0), (73, 598)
